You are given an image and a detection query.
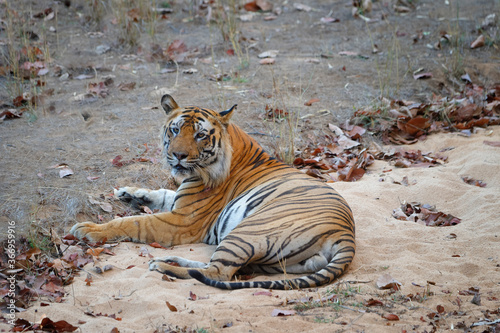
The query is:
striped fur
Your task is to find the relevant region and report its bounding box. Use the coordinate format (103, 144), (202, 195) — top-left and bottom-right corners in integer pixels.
(70, 95), (355, 290)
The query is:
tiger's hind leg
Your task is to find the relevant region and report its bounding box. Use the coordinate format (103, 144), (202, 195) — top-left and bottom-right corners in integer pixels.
(148, 241), (247, 281)
(115, 187), (175, 212)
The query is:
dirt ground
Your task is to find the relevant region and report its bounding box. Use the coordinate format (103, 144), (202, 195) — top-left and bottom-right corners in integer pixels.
(1, 0), (499, 332)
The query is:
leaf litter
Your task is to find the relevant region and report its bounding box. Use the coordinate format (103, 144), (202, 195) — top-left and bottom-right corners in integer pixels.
(392, 202), (462, 227)
(1, 232), (124, 331)
(291, 83), (498, 183)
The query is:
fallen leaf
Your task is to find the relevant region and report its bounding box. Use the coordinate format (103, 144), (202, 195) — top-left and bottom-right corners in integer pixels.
(413, 72), (433, 80)
(259, 58), (275, 65)
(85, 273), (93, 286)
(117, 82), (136, 91)
(461, 176), (487, 187)
(304, 98), (320, 106)
(59, 166), (74, 178)
(188, 291), (197, 301)
(244, 1), (259, 12)
(40, 317), (78, 332)
(258, 50), (279, 58)
(149, 242), (167, 249)
(271, 309), (296, 317)
(437, 305), (445, 314)
(166, 301), (178, 312)
(377, 274), (402, 290)
(470, 35), (485, 49)
(320, 17), (340, 23)
(86, 248), (104, 257)
(365, 298), (384, 306)
(383, 314), (400, 321)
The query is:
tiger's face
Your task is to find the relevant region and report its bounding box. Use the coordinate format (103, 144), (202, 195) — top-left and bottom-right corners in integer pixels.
(160, 95), (236, 188)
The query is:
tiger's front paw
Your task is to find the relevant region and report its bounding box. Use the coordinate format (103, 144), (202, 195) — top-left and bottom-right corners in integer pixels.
(114, 187), (151, 209)
(70, 222), (108, 242)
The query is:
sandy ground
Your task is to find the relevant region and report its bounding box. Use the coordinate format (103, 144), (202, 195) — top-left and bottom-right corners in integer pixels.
(6, 126), (499, 333)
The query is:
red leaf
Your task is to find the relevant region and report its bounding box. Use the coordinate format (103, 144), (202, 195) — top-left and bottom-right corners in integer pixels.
(383, 314), (399, 321)
(149, 242), (167, 249)
(304, 98), (320, 106)
(437, 305), (445, 314)
(40, 318), (78, 332)
(365, 298), (384, 306)
(244, 1), (259, 11)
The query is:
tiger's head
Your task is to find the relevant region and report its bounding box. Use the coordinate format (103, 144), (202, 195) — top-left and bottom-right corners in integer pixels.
(160, 94), (236, 188)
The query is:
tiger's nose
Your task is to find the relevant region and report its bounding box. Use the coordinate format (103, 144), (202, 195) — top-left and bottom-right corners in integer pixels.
(173, 152), (188, 160)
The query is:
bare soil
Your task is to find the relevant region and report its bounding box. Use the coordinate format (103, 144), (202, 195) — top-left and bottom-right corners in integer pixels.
(0, 0), (499, 331)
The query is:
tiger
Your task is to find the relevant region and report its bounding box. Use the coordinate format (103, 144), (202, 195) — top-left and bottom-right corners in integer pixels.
(70, 94), (355, 290)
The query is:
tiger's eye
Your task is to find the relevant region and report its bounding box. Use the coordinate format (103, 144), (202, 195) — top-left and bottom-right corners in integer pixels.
(195, 133), (206, 140)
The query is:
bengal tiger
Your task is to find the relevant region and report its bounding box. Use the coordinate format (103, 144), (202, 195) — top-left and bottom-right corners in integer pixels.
(70, 94), (355, 290)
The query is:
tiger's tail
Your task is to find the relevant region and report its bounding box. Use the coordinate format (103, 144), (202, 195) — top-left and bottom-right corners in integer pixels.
(188, 245), (355, 290)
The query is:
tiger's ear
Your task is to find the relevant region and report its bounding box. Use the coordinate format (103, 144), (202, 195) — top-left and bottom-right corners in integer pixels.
(161, 94), (179, 115)
(219, 104), (237, 124)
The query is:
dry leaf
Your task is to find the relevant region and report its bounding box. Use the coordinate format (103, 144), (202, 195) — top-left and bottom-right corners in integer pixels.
(470, 35), (485, 49)
(413, 72), (433, 80)
(259, 58), (275, 65)
(258, 50), (279, 58)
(376, 273), (402, 290)
(86, 248), (104, 257)
(271, 309), (295, 317)
(383, 314), (400, 321)
(304, 98), (320, 106)
(166, 301), (178, 312)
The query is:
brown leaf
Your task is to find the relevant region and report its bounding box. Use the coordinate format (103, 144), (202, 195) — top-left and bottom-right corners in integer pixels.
(166, 301), (178, 312)
(398, 116), (430, 136)
(376, 274), (402, 290)
(188, 291), (197, 301)
(117, 82), (136, 91)
(40, 317), (78, 332)
(244, 1), (259, 11)
(383, 314), (399, 321)
(470, 35), (485, 49)
(461, 176), (487, 187)
(365, 298), (384, 306)
(86, 248), (104, 257)
(437, 305), (445, 314)
(85, 273), (93, 286)
(149, 242), (167, 249)
(304, 98), (320, 106)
